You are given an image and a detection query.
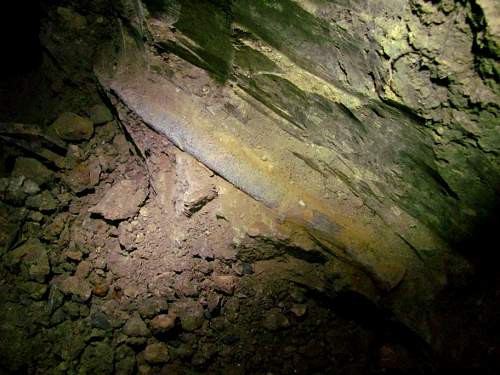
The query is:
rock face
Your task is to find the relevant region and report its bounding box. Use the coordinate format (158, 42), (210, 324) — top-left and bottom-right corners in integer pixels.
(93, 0), (499, 346)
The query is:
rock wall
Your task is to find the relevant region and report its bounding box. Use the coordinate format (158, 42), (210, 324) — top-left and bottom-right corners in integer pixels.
(3, 0), (497, 355)
(88, 0), (500, 343)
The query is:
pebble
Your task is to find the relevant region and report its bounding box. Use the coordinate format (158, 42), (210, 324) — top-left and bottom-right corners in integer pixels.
(213, 275), (239, 295)
(143, 342), (170, 364)
(263, 309), (290, 331)
(150, 313), (177, 333)
(11, 157), (53, 186)
(290, 304), (307, 318)
(92, 282), (109, 297)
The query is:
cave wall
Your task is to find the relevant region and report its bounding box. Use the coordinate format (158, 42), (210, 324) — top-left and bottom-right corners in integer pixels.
(132, 0), (500, 244)
(14, 0), (498, 345)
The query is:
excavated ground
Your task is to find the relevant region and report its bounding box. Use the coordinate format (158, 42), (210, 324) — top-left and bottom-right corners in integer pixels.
(0, 93), (499, 374)
(1, 101), (434, 374)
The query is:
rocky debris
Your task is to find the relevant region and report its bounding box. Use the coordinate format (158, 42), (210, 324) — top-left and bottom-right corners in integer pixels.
(25, 190), (59, 212)
(123, 313), (151, 337)
(173, 300), (205, 332)
(150, 313), (177, 334)
(78, 341), (114, 374)
(115, 345), (136, 375)
(63, 249), (82, 262)
(54, 274), (92, 302)
(117, 221), (137, 252)
(22, 180), (40, 195)
(192, 341), (217, 367)
(263, 308), (290, 331)
(43, 213), (69, 240)
(18, 281), (48, 300)
(62, 157), (101, 193)
(6, 239), (50, 283)
(89, 179), (147, 221)
(143, 342), (170, 364)
(56, 6), (87, 29)
(11, 157), (53, 186)
(0, 177), (27, 204)
(50, 112), (94, 141)
(92, 281), (109, 297)
(89, 104), (113, 125)
(213, 275), (239, 295)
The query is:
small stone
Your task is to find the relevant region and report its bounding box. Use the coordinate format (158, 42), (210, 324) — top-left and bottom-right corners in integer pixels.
(143, 342), (170, 364)
(43, 213), (68, 240)
(64, 250), (83, 262)
(50, 112), (94, 141)
(25, 190), (59, 212)
(89, 179), (147, 221)
(89, 104), (113, 125)
(55, 274), (92, 302)
(22, 180), (41, 195)
(63, 158), (101, 193)
(263, 308), (289, 331)
(78, 341), (114, 374)
(92, 282), (109, 297)
(123, 313), (151, 337)
(290, 304), (307, 318)
(7, 238), (50, 282)
(19, 281), (48, 300)
(173, 301), (205, 332)
(90, 310), (112, 330)
(12, 157), (53, 186)
(29, 211), (44, 222)
(115, 345), (136, 375)
(213, 275), (239, 295)
(57, 7), (87, 29)
(150, 314), (177, 334)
